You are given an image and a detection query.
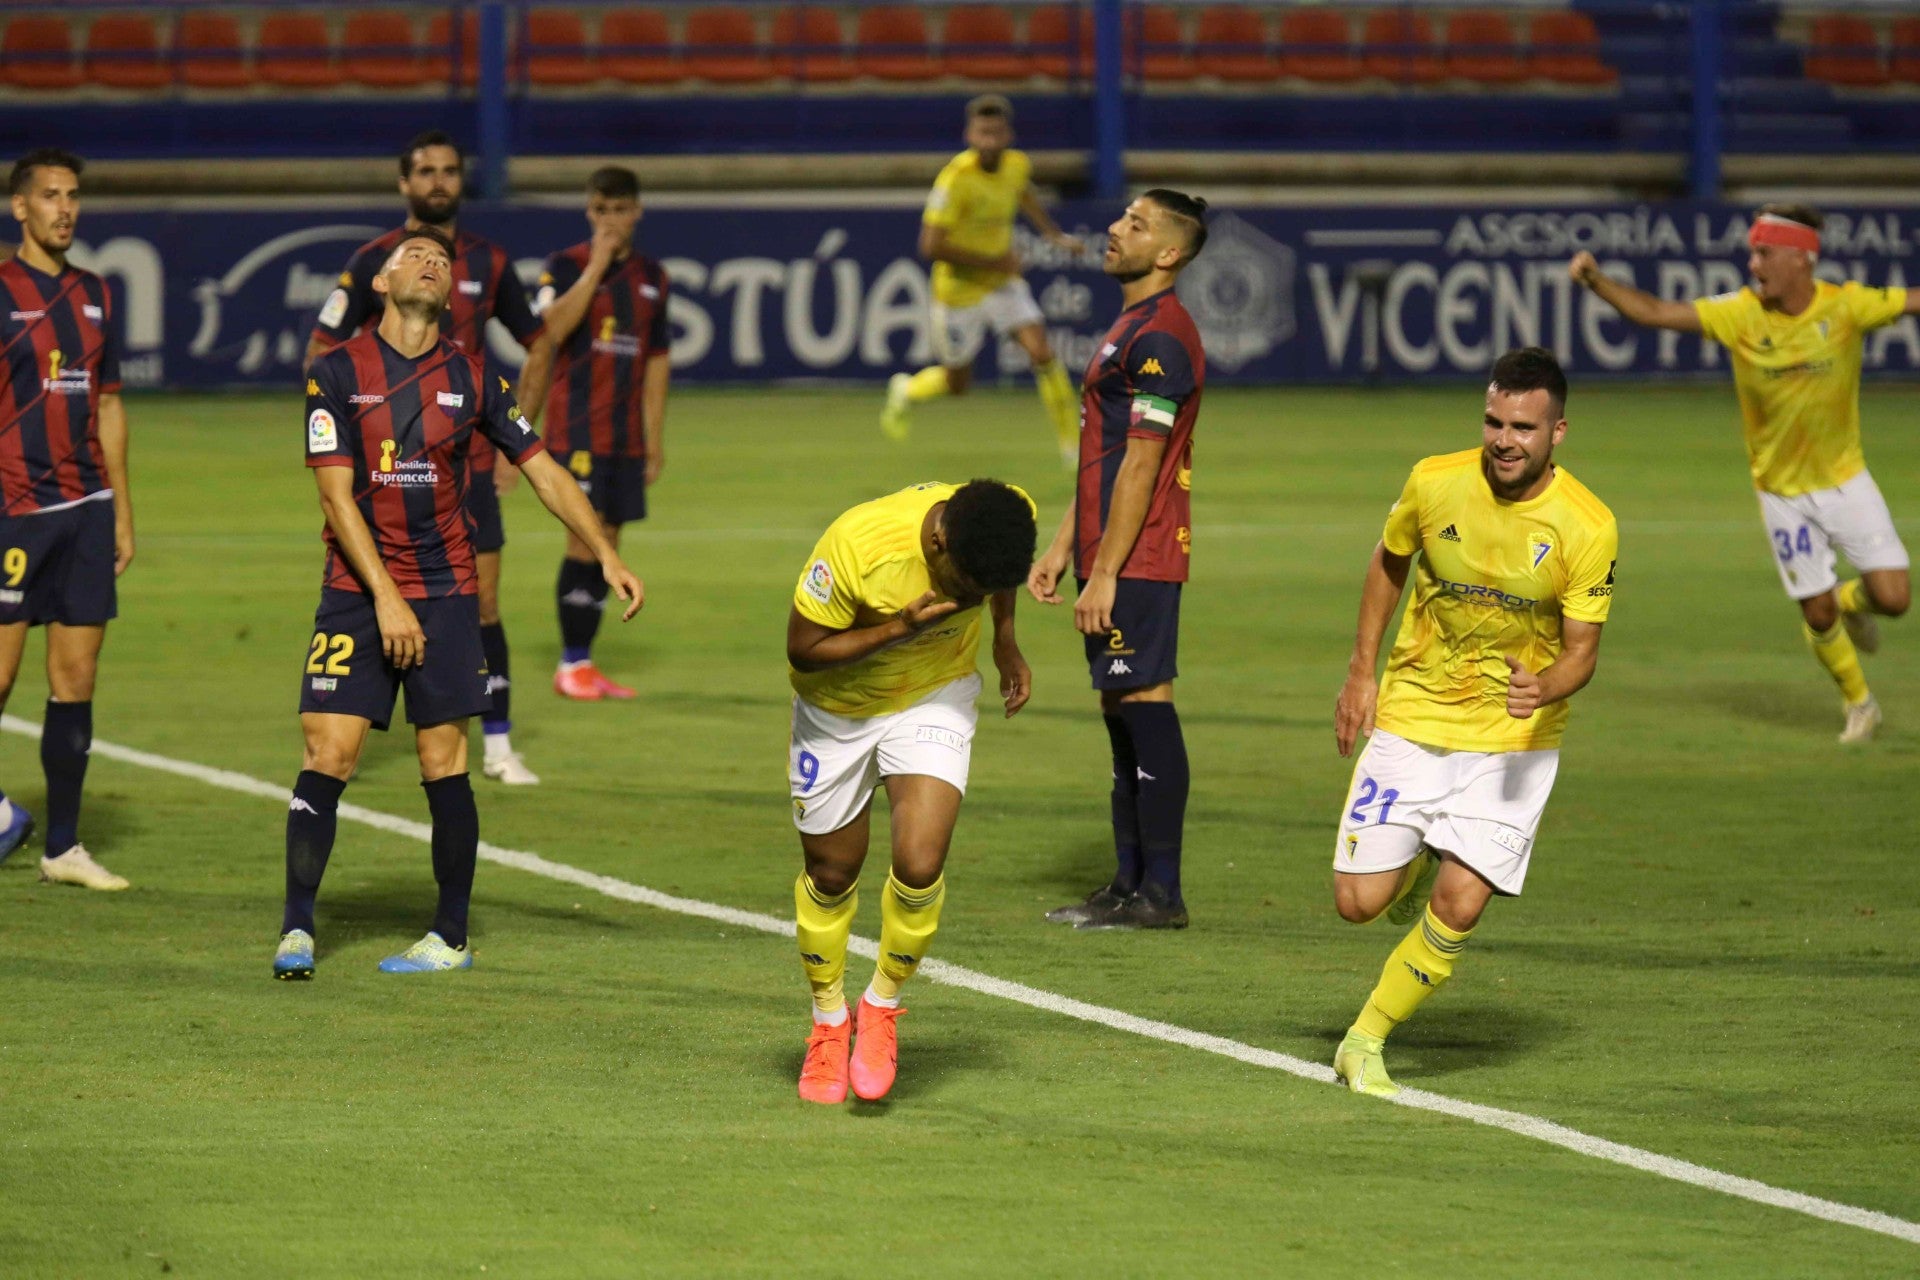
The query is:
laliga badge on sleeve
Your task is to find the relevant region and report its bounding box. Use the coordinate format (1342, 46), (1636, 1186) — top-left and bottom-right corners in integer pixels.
(317, 288), (349, 330)
(307, 408), (338, 454)
(803, 560), (834, 605)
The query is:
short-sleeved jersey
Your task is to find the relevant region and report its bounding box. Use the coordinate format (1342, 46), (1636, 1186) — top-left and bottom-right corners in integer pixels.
(1075, 288), (1205, 583)
(310, 225), (544, 472)
(1374, 450), (1617, 753)
(922, 148), (1031, 309)
(1692, 280), (1906, 497)
(790, 481), (1034, 718)
(0, 257), (120, 516)
(305, 332), (544, 599)
(531, 246), (671, 458)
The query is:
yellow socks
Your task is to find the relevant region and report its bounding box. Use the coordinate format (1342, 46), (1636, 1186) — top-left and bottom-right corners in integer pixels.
(1837, 578), (1870, 616)
(795, 873), (858, 1017)
(868, 873), (945, 1004)
(1353, 905), (1473, 1041)
(1034, 358), (1078, 454)
(905, 366), (951, 404)
(1805, 620), (1870, 705)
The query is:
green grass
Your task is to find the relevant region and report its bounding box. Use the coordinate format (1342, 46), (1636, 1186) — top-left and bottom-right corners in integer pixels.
(4, 382), (1917, 1277)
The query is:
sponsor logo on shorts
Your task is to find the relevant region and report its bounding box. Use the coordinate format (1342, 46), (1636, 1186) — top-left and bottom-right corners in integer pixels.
(309, 677), (338, 692)
(1434, 576), (1538, 611)
(307, 408), (338, 454)
(802, 559), (834, 605)
(914, 725), (966, 753)
(1489, 826), (1530, 856)
(1107, 658), (1133, 677)
(0, 589), (22, 605)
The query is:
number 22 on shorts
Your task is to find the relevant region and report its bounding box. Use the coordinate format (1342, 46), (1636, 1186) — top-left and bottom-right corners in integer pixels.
(1349, 776), (1399, 826)
(305, 632), (354, 676)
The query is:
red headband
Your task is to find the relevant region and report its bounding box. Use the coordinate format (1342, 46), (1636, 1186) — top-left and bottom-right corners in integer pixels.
(1749, 215), (1820, 254)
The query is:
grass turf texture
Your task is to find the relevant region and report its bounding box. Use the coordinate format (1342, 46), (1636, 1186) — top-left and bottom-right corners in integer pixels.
(4, 384), (1916, 1277)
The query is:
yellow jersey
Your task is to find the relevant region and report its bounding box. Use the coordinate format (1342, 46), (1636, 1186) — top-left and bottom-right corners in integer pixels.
(922, 148), (1031, 309)
(1693, 281), (1906, 497)
(1374, 450), (1618, 753)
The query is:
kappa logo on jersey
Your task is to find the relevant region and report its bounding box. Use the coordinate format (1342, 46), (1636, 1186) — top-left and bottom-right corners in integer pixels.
(1438, 524), (1462, 542)
(1138, 357), (1166, 376)
(348, 393), (385, 405)
(306, 407), (338, 454)
(802, 559), (834, 605)
(306, 379), (320, 396)
(1528, 532), (1554, 568)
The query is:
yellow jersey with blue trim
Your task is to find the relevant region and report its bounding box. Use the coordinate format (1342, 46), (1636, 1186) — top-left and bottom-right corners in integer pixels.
(922, 148), (1031, 309)
(1693, 280), (1906, 497)
(1374, 450), (1618, 753)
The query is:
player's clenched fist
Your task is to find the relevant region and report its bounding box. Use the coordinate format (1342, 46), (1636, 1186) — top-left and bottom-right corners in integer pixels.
(1568, 251), (1602, 288)
(1504, 654), (1541, 719)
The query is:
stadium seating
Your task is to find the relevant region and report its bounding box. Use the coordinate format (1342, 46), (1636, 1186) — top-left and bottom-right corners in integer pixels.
(1893, 17), (1920, 85)
(344, 11), (430, 90)
(942, 5), (1030, 80)
(177, 11), (254, 89)
(686, 8), (773, 84)
(772, 6), (857, 82)
(1028, 4), (1092, 79)
(84, 15), (171, 91)
(855, 6), (939, 81)
(525, 8), (597, 86)
(1194, 5), (1275, 82)
(256, 13), (344, 90)
(1361, 9), (1443, 85)
(1527, 11), (1617, 87)
(3, 16), (83, 91)
(1444, 10), (1526, 86)
(1279, 8), (1361, 84)
(424, 11), (478, 86)
(1136, 5), (1197, 82)
(600, 9), (681, 85)
(1804, 14), (1888, 88)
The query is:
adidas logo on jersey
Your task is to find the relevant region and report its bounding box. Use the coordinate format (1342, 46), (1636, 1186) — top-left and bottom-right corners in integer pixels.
(1438, 524), (1462, 542)
(1108, 658), (1133, 676)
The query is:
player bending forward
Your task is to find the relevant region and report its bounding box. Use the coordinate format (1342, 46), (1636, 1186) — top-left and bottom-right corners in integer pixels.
(274, 228), (640, 980)
(1330, 348), (1618, 1097)
(788, 480), (1036, 1103)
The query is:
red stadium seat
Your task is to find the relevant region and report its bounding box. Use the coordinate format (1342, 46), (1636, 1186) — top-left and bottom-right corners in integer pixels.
(1279, 8), (1360, 83)
(943, 5), (1029, 80)
(1528, 11), (1616, 87)
(1893, 17), (1920, 84)
(1361, 9), (1441, 85)
(685, 8), (773, 85)
(1805, 15), (1888, 88)
(855, 6), (939, 81)
(85, 15), (171, 90)
(1194, 6), (1275, 82)
(525, 9), (596, 86)
(601, 9), (681, 85)
(1027, 4), (1092, 80)
(343, 11), (428, 89)
(1135, 5), (1196, 82)
(257, 12), (345, 89)
(1444, 10), (1525, 85)
(3, 16), (83, 91)
(772, 7), (856, 82)
(177, 11), (253, 88)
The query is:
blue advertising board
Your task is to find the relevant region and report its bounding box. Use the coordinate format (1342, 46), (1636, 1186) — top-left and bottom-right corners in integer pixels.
(68, 201), (1920, 390)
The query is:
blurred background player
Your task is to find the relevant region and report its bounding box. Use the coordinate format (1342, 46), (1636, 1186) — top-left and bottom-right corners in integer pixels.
(787, 480), (1035, 1104)
(306, 130), (552, 783)
(1329, 348), (1616, 1097)
(519, 165), (670, 700)
(1030, 190), (1207, 931)
(881, 96), (1084, 464)
(1571, 205), (1917, 743)
(0, 149), (135, 891)
(277, 228), (641, 980)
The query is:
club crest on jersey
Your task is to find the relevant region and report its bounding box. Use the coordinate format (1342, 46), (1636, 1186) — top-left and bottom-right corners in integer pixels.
(457, 279), (484, 296)
(306, 408), (337, 454)
(1528, 532), (1554, 568)
(437, 391), (465, 408)
(803, 559), (834, 605)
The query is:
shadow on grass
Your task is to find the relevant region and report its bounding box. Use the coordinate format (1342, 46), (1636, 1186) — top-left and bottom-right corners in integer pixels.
(1684, 680), (1831, 733)
(771, 1029), (1005, 1110)
(1300, 1006), (1565, 1081)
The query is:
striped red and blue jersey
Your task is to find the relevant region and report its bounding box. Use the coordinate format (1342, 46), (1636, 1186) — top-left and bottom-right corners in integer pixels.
(533, 246), (670, 458)
(0, 257), (120, 517)
(305, 332), (543, 599)
(310, 225), (543, 472)
(1075, 287), (1205, 583)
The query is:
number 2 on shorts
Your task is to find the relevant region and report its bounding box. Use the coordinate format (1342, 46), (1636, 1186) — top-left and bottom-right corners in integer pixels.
(796, 750), (820, 795)
(1349, 776), (1400, 826)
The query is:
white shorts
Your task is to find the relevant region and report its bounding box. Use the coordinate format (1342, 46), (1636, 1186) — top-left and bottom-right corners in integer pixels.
(1331, 730), (1559, 897)
(930, 277), (1044, 367)
(788, 673), (980, 835)
(1758, 469), (1909, 600)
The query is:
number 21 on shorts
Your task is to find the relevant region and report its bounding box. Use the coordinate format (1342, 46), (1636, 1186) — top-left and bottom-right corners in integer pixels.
(1349, 776), (1399, 827)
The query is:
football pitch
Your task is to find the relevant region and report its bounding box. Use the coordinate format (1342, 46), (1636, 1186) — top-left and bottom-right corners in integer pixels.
(6, 381), (1917, 1277)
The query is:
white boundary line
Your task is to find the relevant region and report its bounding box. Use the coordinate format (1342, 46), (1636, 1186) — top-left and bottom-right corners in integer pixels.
(10, 712), (1916, 1248)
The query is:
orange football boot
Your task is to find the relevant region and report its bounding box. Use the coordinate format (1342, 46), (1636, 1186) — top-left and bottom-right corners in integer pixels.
(553, 663), (603, 700)
(591, 667), (637, 699)
(849, 997), (905, 1101)
(798, 1016), (851, 1105)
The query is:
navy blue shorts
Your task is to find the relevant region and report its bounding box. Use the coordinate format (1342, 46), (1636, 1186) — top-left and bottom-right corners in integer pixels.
(464, 473), (505, 553)
(555, 449), (647, 526)
(0, 499), (118, 627)
(1082, 578), (1181, 690)
(297, 588), (491, 731)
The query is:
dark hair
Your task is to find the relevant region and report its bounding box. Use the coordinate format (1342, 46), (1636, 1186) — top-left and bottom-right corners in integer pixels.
(10, 148), (83, 196)
(942, 480), (1038, 592)
(588, 165), (640, 200)
(399, 130), (463, 177)
(1141, 188), (1209, 265)
(966, 93), (1014, 123)
(1489, 347), (1568, 416)
(1757, 201), (1823, 231)
(390, 225), (455, 260)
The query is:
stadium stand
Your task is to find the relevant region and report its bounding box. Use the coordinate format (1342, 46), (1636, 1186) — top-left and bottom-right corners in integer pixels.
(256, 12), (344, 90)
(1278, 8), (1362, 85)
(1028, 4), (1092, 80)
(525, 8), (596, 87)
(1194, 5), (1276, 84)
(2, 15), (81, 91)
(344, 10), (432, 90)
(771, 6), (858, 82)
(1442, 10), (1525, 87)
(941, 5), (1030, 81)
(686, 7), (775, 85)
(176, 12), (254, 89)
(1804, 13), (1889, 88)
(600, 8), (680, 85)
(854, 6), (941, 82)
(84, 14), (171, 90)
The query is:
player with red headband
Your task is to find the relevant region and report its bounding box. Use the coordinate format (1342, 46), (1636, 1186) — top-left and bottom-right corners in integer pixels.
(1571, 203), (1920, 743)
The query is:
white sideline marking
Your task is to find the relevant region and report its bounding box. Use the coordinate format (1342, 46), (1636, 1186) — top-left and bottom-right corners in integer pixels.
(9, 712), (1917, 1248)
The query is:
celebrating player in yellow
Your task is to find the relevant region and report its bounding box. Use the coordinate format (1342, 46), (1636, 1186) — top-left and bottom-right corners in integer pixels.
(786, 480), (1036, 1105)
(882, 96), (1084, 464)
(1330, 348), (1617, 1098)
(1572, 204), (1916, 743)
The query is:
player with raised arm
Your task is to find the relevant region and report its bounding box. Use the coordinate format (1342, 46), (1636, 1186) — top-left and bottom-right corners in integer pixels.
(1329, 348), (1617, 1097)
(1029, 190), (1207, 931)
(0, 149), (135, 890)
(516, 166), (670, 700)
(307, 130), (553, 782)
(1572, 204), (1916, 743)
(274, 228), (641, 981)
(788, 480), (1036, 1104)
(881, 96), (1084, 464)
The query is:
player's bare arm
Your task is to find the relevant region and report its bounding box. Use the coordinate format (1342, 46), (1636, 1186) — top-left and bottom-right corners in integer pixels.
(515, 331), (558, 429)
(989, 588), (1031, 717)
(1018, 188), (1083, 253)
(1335, 542), (1413, 758)
(312, 465), (425, 670)
(642, 350), (671, 485)
(1505, 619), (1603, 719)
(1569, 251), (1703, 332)
(1028, 499), (1075, 604)
(1074, 433), (1168, 636)
(786, 593), (962, 674)
(518, 450), (644, 619)
(537, 226), (624, 355)
(97, 391), (133, 576)
(918, 224), (1020, 276)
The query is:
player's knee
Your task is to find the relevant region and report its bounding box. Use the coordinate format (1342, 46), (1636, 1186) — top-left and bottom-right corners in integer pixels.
(805, 862), (857, 898)
(1801, 595), (1840, 631)
(302, 741), (357, 780)
(1428, 882), (1487, 932)
(1332, 881), (1385, 925)
(46, 660), (96, 703)
(1871, 580), (1910, 617)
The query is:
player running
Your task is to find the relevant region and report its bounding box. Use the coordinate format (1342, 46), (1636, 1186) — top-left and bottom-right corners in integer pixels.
(1571, 204), (1916, 743)
(788, 479), (1036, 1104)
(0, 149), (135, 890)
(307, 130), (552, 783)
(275, 228), (641, 980)
(1329, 348), (1617, 1097)
(881, 95), (1084, 464)
(517, 166), (670, 700)
(1029, 190), (1208, 931)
